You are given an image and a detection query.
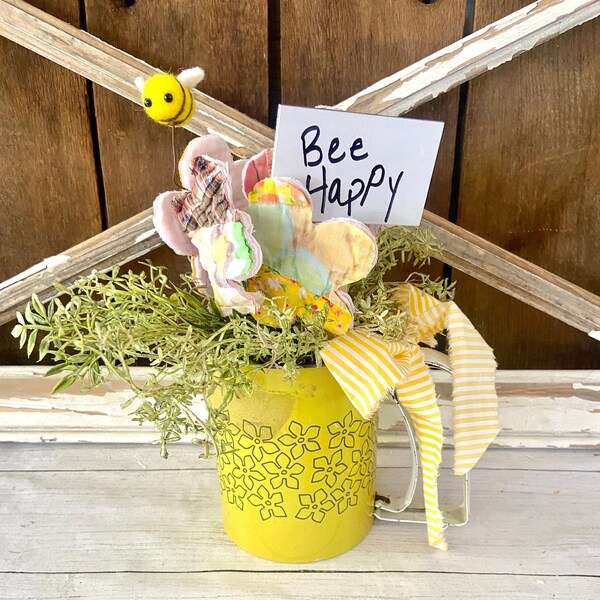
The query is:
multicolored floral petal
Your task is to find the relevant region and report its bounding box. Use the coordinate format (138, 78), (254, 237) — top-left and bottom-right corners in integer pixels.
(247, 177), (377, 296)
(247, 265), (353, 335)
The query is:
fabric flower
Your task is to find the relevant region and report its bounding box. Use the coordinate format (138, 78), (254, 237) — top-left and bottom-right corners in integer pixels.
(241, 148), (376, 335)
(153, 135), (264, 316)
(242, 153), (377, 297)
(247, 265), (354, 335)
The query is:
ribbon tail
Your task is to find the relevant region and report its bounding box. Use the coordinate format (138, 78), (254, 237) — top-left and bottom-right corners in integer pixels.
(396, 346), (447, 551)
(396, 284), (501, 477)
(445, 303), (500, 475)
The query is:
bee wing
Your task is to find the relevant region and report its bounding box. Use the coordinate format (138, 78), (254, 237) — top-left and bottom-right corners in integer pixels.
(177, 67), (205, 89)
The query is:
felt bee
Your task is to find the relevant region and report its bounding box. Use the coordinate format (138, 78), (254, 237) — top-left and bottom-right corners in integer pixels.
(134, 67), (205, 127)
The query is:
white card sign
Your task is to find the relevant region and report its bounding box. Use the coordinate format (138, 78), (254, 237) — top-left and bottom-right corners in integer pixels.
(272, 105), (444, 225)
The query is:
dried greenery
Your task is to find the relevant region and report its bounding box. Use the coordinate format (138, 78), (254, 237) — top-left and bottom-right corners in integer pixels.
(12, 226), (453, 457)
(350, 226), (454, 343)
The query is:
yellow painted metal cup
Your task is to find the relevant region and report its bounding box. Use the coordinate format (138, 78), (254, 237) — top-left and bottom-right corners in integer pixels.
(212, 367), (376, 563)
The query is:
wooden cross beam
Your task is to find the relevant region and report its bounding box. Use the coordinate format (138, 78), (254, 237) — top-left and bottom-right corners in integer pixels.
(335, 0), (600, 116)
(0, 0), (599, 339)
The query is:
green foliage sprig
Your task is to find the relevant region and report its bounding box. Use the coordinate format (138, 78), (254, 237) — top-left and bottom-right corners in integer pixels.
(350, 226), (454, 343)
(12, 226), (453, 456)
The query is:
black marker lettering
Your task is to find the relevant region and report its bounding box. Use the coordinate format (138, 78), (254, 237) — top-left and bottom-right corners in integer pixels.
(328, 178), (341, 207)
(306, 165), (328, 214)
(385, 171), (404, 223)
(348, 178), (365, 205)
(336, 182), (356, 216)
(301, 125), (323, 167)
(327, 137), (346, 164)
(350, 138), (368, 161)
(360, 165), (385, 206)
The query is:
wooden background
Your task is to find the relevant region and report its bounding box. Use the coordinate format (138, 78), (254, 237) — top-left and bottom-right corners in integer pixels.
(0, 0), (598, 369)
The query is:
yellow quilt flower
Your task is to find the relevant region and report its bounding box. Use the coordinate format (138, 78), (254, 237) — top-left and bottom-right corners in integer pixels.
(247, 266), (353, 335)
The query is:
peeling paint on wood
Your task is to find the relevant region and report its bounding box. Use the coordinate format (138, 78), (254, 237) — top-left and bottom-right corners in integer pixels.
(0, 254), (70, 291)
(573, 382), (600, 393)
(334, 0), (600, 117)
(0, 367), (597, 448)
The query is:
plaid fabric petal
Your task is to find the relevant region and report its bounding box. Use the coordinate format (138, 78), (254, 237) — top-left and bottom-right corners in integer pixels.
(172, 156), (231, 233)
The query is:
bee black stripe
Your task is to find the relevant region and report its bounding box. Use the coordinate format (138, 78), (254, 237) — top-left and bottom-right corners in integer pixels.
(173, 90), (194, 125)
(166, 79), (192, 125)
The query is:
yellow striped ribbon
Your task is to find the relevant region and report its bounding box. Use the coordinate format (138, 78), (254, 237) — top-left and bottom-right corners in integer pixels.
(320, 284), (500, 550)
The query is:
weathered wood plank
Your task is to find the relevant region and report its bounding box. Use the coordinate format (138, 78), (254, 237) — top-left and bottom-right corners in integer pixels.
(10, 0), (593, 148)
(0, 0), (102, 363)
(0, 572), (596, 600)
(4, 205), (599, 338)
(0, 207), (161, 325)
(1, 444), (597, 473)
(1, 0), (600, 339)
(334, 0), (600, 117)
(0, 464), (598, 575)
(453, 1), (600, 368)
(420, 211), (600, 342)
(1, 367), (597, 447)
(0, 0), (274, 157)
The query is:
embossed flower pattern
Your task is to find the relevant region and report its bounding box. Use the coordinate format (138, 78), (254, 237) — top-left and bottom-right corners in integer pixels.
(296, 489), (335, 523)
(332, 478), (361, 514)
(218, 416), (374, 520)
(263, 452), (305, 489)
(311, 449), (348, 487)
(216, 424), (238, 456)
(238, 420), (279, 461)
(327, 411), (366, 449)
(278, 421), (321, 459)
(223, 473), (247, 510)
(248, 485), (287, 520)
(217, 451), (231, 473)
(349, 439), (374, 481)
(231, 453), (266, 490)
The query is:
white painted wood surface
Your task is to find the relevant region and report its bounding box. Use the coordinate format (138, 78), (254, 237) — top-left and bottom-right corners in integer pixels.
(1, 367), (598, 448)
(0, 572), (595, 600)
(0, 445), (598, 599)
(1, 444), (599, 472)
